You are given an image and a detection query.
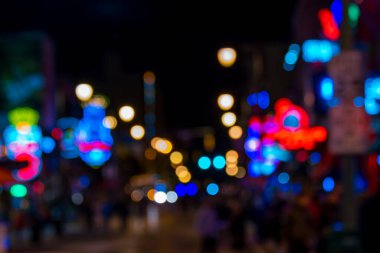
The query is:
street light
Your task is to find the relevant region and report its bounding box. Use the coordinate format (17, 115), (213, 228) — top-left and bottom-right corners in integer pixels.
(119, 105), (135, 122)
(75, 83), (93, 101)
(217, 94), (234, 110)
(130, 125), (145, 140)
(221, 112), (237, 127)
(217, 47), (237, 67)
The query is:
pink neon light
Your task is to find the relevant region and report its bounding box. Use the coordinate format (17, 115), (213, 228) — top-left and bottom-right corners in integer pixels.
(14, 153), (41, 181)
(77, 141), (112, 152)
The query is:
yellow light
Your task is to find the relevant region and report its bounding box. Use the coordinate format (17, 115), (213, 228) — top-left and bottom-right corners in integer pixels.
(229, 125), (243, 139)
(221, 112), (236, 127)
(90, 95), (109, 108)
(178, 171), (191, 183)
(170, 151), (183, 165)
(75, 83), (93, 101)
(217, 94), (234, 111)
(151, 137), (161, 148)
(119, 105), (135, 122)
(155, 139), (173, 154)
(226, 166), (238, 176)
(226, 150), (239, 163)
(175, 165), (188, 176)
(236, 167), (246, 179)
(143, 71), (156, 85)
(147, 189), (156, 201)
(217, 47), (237, 67)
(145, 148), (157, 160)
(130, 125), (145, 140)
(203, 134), (215, 152)
(102, 116), (117, 129)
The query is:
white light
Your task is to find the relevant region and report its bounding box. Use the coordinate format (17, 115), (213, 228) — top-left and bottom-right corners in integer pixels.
(75, 83), (93, 101)
(71, 193), (84, 205)
(217, 48), (237, 67)
(217, 94), (234, 110)
(130, 125), (145, 140)
(119, 106), (135, 122)
(166, 191), (178, 203)
(221, 112), (237, 127)
(154, 191), (167, 204)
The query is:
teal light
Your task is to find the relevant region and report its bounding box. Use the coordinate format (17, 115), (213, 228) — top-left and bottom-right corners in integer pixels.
(10, 184), (27, 198)
(348, 3), (360, 28)
(213, 156), (226, 169)
(198, 156), (211, 170)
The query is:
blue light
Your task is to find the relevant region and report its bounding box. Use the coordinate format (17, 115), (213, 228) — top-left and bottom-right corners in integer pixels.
(327, 98), (340, 108)
(377, 154), (380, 166)
(278, 172), (290, 184)
(261, 162), (276, 176)
(42, 137), (55, 154)
(283, 62), (295, 72)
(186, 182), (198, 196)
(285, 51), (298, 65)
(155, 183), (167, 192)
(247, 93), (257, 106)
(353, 96), (364, 107)
(310, 152), (321, 165)
(198, 156), (211, 170)
(284, 115), (299, 128)
(331, 0), (343, 25)
(206, 183), (219, 196)
(213, 156), (226, 169)
(355, 175), (367, 192)
(333, 221), (344, 232)
(323, 177), (335, 192)
(321, 77), (334, 100)
(175, 183), (187, 197)
(79, 175), (90, 188)
(289, 44), (301, 54)
(258, 91), (270, 109)
(302, 40), (340, 63)
(248, 161), (261, 177)
(365, 98), (379, 115)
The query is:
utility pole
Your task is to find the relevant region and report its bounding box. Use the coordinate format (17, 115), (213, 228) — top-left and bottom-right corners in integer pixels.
(327, 0), (368, 251)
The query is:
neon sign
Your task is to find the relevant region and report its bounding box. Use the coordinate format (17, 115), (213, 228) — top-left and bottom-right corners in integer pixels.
(3, 107), (42, 181)
(273, 98), (327, 150)
(76, 104), (113, 167)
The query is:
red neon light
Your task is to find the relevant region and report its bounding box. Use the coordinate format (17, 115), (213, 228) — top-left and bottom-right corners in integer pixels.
(77, 141), (112, 152)
(272, 99), (327, 150)
(318, 9), (340, 41)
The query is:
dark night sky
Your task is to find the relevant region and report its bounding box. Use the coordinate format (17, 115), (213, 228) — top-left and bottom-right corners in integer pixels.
(0, 0), (299, 131)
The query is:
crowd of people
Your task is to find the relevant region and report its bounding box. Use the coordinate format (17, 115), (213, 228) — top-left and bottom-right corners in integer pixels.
(193, 182), (379, 253)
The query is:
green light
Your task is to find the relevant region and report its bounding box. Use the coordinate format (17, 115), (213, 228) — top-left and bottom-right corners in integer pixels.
(10, 184), (27, 198)
(348, 3), (360, 28)
(8, 107), (39, 126)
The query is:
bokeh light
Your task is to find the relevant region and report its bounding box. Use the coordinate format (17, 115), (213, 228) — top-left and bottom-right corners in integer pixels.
(206, 183), (219, 195)
(170, 151), (183, 165)
(75, 83), (93, 101)
(154, 191), (167, 204)
(131, 189), (144, 202)
(221, 112), (237, 127)
(213, 156), (226, 169)
(166, 191), (178, 203)
(217, 47), (237, 67)
(102, 116), (118, 129)
(10, 184), (27, 198)
(198, 156), (211, 170)
(130, 125), (145, 140)
(217, 94), (234, 110)
(228, 125), (243, 139)
(119, 105), (135, 122)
